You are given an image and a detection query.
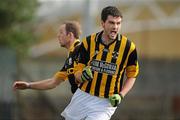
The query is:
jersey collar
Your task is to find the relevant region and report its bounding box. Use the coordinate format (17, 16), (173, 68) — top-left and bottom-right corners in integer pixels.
(69, 39), (80, 52)
(96, 31), (121, 47)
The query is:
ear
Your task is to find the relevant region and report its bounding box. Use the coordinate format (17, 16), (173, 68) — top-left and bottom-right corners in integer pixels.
(101, 20), (105, 28)
(67, 32), (74, 38)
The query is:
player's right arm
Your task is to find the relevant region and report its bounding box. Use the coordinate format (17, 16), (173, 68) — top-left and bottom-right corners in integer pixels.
(13, 78), (63, 90)
(13, 71), (67, 90)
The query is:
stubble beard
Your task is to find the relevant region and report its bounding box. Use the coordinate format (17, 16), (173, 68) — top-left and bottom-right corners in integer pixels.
(108, 34), (117, 41)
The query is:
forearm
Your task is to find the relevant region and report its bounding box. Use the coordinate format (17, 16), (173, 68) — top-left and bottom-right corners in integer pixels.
(29, 78), (62, 90)
(28, 79), (54, 90)
(120, 77), (136, 97)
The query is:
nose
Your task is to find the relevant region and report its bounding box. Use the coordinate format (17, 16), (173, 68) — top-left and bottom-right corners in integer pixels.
(57, 33), (62, 41)
(57, 33), (60, 38)
(114, 23), (118, 30)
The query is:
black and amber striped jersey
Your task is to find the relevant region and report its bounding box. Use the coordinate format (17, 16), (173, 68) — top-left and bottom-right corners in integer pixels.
(54, 39), (81, 93)
(76, 31), (139, 98)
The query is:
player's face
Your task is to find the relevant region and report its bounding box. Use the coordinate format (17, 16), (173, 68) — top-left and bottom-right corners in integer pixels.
(57, 24), (70, 48)
(102, 15), (122, 40)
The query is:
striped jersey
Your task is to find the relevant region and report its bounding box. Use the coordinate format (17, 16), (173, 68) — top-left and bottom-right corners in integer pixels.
(76, 31), (139, 98)
(54, 39), (81, 93)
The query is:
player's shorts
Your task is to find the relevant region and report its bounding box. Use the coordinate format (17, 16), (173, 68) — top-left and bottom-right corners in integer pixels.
(61, 88), (116, 120)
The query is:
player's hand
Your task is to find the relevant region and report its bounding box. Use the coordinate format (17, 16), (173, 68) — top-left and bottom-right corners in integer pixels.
(80, 66), (93, 82)
(109, 94), (123, 107)
(13, 81), (31, 90)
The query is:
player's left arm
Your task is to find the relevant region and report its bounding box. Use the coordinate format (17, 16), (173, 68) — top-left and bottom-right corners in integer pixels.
(120, 46), (139, 97)
(109, 42), (139, 107)
(109, 77), (136, 107)
(119, 77), (136, 97)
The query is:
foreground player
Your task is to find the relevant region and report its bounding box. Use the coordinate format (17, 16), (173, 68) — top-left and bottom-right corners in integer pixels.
(61, 6), (139, 120)
(13, 21), (81, 94)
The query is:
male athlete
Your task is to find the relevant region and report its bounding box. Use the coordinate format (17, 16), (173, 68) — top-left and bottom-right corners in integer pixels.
(13, 21), (81, 94)
(61, 6), (139, 120)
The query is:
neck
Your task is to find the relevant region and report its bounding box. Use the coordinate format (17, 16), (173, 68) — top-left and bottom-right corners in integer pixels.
(102, 32), (114, 45)
(66, 39), (75, 50)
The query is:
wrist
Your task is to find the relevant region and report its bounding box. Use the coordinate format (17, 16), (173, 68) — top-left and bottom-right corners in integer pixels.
(119, 93), (124, 99)
(27, 83), (31, 89)
(75, 71), (83, 83)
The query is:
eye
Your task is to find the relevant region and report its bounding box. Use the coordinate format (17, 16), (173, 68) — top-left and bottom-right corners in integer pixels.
(109, 21), (114, 24)
(60, 31), (64, 34)
(117, 22), (120, 25)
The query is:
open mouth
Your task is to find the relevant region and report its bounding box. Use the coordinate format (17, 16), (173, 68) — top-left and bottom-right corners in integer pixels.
(110, 31), (117, 36)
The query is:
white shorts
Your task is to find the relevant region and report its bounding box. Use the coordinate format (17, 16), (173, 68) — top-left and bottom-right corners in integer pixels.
(61, 89), (116, 120)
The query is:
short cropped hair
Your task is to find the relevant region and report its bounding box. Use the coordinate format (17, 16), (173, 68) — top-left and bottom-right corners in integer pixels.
(64, 21), (81, 39)
(101, 6), (123, 22)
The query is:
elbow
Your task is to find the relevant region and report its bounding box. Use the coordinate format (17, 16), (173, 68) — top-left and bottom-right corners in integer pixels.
(51, 79), (62, 89)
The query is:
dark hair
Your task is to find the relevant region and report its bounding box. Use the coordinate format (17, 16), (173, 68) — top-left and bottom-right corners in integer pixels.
(101, 6), (123, 22)
(64, 21), (81, 39)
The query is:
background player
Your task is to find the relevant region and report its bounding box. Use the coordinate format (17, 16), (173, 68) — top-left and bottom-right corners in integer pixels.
(13, 21), (81, 94)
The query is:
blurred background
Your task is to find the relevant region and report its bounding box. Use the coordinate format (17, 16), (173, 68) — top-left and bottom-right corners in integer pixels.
(0, 0), (180, 120)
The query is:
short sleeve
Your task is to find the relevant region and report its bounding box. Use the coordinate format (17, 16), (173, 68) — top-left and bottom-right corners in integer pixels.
(53, 71), (68, 81)
(126, 48), (139, 78)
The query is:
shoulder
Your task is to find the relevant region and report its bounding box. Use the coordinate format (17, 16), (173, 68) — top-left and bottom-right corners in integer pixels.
(74, 40), (81, 47)
(121, 34), (136, 47)
(81, 32), (100, 50)
(73, 42), (81, 53)
(82, 33), (95, 43)
(82, 32), (101, 42)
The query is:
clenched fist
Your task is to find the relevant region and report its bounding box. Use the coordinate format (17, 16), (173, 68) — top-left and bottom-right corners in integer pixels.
(13, 81), (31, 90)
(81, 66), (93, 82)
(109, 94), (123, 107)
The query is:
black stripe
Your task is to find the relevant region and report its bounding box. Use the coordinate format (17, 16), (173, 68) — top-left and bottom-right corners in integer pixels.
(84, 71), (95, 92)
(80, 37), (90, 65)
(104, 38), (121, 98)
(79, 83), (83, 89)
(92, 33), (100, 59)
(114, 39), (131, 94)
(70, 42), (81, 62)
(94, 32), (107, 96)
(94, 46), (108, 96)
(105, 77), (112, 98)
(94, 73), (102, 96)
(85, 33), (99, 93)
(127, 49), (137, 66)
(94, 32), (106, 96)
(112, 35), (122, 63)
(85, 35), (93, 93)
(85, 80), (92, 93)
(86, 36), (91, 58)
(120, 71), (125, 90)
(74, 40), (80, 47)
